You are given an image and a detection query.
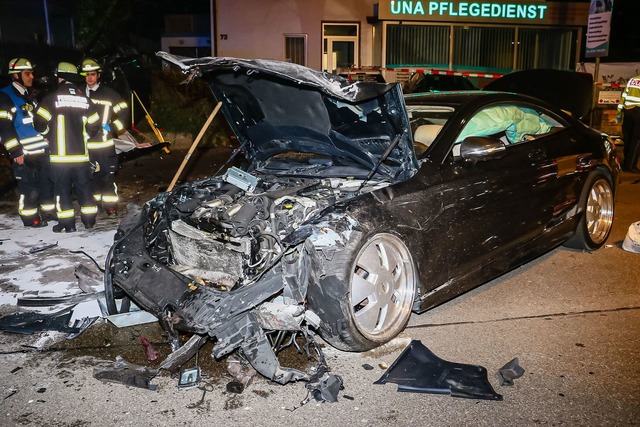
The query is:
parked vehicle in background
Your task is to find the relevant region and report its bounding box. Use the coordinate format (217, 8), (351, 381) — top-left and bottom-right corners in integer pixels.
(403, 71), (477, 94)
(335, 67), (386, 83)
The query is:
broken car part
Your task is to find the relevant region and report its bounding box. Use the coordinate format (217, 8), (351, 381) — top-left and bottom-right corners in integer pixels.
(374, 340), (502, 400)
(28, 242), (58, 254)
(0, 306), (97, 337)
(93, 356), (159, 391)
(17, 292), (104, 307)
(178, 367), (201, 389)
(496, 357), (525, 386)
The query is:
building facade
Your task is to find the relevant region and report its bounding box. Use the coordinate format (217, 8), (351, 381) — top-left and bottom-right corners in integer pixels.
(214, 0), (589, 78)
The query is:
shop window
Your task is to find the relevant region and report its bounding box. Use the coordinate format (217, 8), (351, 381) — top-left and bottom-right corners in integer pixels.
(385, 24), (578, 74)
(453, 26), (515, 72)
(517, 28), (577, 70)
(386, 24), (449, 68)
(284, 34), (307, 66)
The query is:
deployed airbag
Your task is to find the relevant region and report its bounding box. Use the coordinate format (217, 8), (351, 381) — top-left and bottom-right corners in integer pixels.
(457, 105), (552, 144)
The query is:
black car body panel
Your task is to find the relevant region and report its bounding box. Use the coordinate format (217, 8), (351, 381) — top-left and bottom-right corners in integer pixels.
(105, 54), (619, 383)
(482, 69), (594, 120)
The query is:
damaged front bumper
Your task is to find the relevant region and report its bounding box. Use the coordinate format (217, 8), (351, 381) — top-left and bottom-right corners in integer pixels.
(105, 218), (317, 384)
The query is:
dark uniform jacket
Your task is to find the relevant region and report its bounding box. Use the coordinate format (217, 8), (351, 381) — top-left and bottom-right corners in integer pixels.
(82, 83), (129, 150)
(33, 81), (102, 164)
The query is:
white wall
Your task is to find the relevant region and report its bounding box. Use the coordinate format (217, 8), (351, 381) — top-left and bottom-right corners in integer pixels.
(216, 0), (377, 70)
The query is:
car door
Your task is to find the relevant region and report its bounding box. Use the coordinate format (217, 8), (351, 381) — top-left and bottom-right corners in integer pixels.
(440, 102), (563, 277)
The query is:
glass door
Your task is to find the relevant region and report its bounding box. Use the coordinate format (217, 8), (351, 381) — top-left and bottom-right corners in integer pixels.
(322, 23), (359, 73)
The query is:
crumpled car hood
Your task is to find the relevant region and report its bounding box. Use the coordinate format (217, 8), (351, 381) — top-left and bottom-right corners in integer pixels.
(157, 52), (418, 178)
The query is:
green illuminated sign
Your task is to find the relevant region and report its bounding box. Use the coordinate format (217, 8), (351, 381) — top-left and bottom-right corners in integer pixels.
(388, 1), (548, 20)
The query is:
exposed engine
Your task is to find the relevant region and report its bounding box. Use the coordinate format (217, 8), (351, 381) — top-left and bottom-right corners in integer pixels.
(142, 167), (380, 289)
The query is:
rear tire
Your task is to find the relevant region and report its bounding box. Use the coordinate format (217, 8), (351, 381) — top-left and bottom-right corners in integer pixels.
(564, 171), (614, 251)
(308, 232), (417, 352)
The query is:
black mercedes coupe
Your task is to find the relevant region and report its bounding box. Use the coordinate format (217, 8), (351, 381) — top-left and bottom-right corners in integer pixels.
(105, 53), (618, 383)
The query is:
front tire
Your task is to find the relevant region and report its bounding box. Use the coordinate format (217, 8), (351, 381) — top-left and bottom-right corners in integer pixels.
(564, 171), (614, 251)
(308, 232), (417, 352)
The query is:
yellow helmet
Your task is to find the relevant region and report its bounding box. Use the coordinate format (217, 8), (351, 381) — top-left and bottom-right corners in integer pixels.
(80, 58), (102, 75)
(55, 62), (78, 76)
(8, 58), (34, 74)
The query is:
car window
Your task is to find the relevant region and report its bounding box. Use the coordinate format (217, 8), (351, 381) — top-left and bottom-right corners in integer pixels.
(452, 103), (566, 157)
(405, 105), (455, 156)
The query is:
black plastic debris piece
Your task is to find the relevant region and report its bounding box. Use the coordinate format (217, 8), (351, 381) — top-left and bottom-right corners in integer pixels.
(29, 242), (58, 254)
(17, 292), (104, 307)
(226, 381), (245, 394)
(3, 389), (17, 400)
(496, 357), (525, 386)
(309, 374), (344, 403)
(374, 340), (502, 401)
(362, 363), (374, 370)
(0, 306), (96, 337)
(93, 356), (159, 391)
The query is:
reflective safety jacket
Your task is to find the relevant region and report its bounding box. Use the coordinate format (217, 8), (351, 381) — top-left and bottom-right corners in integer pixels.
(618, 75), (640, 113)
(83, 83), (130, 151)
(34, 82), (102, 164)
(0, 83), (49, 158)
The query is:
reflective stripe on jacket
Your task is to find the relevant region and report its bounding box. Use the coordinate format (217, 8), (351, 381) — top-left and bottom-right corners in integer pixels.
(84, 83), (130, 151)
(33, 82), (102, 164)
(618, 76), (640, 113)
(0, 84), (48, 156)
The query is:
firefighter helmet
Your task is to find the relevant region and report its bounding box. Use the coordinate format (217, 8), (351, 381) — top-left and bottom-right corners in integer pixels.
(8, 58), (34, 74)
(80, 58), (102, 75)
(55, 62), (78, 76)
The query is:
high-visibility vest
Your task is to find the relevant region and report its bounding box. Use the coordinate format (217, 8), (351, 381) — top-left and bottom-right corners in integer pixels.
(618, 76), (640, 113)
(0, 83), (48, 156)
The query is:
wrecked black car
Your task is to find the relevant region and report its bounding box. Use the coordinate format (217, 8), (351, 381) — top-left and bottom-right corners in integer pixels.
(105, 52), (618, 384)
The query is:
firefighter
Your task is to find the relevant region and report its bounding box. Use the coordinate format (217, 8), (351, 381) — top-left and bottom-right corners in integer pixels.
(0, 57), (55, 227)
(80, 58), (129, 217)
(616, 75), (640, 172)
(33, 62), (102, 233)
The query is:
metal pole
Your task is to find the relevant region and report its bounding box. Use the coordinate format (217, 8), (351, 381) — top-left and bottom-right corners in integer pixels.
(167, 102), (223, 192)
(43, 0), (52, 45)
(590, 57), (600, 128)
(210, 0), (217, 56)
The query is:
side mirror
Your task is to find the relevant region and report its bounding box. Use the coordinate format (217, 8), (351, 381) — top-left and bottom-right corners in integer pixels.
(460, 136), (506, 162)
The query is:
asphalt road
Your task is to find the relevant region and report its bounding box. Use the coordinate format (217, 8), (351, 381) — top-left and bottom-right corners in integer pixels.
(0, 171), (638, 427)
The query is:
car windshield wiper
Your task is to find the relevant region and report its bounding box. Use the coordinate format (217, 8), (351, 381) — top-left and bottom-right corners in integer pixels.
(357, 134), (401, 193)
